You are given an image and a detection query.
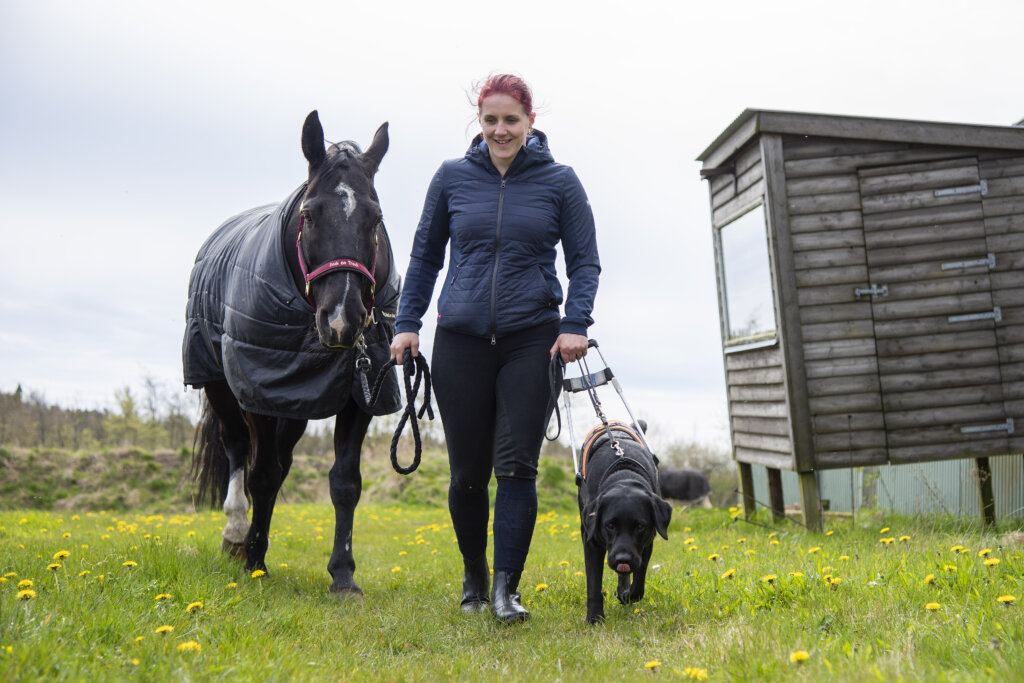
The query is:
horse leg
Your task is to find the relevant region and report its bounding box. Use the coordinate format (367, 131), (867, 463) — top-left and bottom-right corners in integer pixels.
(244, 414), (306, 573)
(327, 401), (372, 596)
(204, 381), (252, 560)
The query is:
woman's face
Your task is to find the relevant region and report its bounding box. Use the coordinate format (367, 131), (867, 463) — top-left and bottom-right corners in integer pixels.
(478, 93), (535, 174)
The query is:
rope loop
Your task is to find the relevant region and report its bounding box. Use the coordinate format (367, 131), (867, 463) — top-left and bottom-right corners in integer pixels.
(366, 348), (434, 475)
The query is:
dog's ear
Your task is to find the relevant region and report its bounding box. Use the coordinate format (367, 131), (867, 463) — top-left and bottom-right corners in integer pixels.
(651, 494), (672, 540)
(581, 497), (601, 544)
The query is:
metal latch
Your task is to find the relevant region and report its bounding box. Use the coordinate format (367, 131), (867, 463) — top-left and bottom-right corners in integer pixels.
(961, 418), (1014, 436)
(854, 284), (888, 300)
(941, 253), (995, 271)
(948, 307), (1001, 324)
(934, 180), (988, 197)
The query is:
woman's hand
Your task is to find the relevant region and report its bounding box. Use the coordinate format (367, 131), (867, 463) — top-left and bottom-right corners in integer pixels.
(550, 333), (589, 364)
(391, 331), (420, 364)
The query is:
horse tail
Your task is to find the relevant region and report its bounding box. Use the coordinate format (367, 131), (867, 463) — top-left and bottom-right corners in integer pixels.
(191, 397), (231, 509)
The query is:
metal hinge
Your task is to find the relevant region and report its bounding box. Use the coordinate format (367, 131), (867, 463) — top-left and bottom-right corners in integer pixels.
(941, 253), (995, 271)
(934, 180), (988, 197)
(948, 307), (1001, 324)
(961, 418), (1014, 436)
(854, 284), (888, 300)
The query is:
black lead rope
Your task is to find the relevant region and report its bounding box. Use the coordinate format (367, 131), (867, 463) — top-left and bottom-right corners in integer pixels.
(545, 355), (565, 441)
(366, 349), (434, 475)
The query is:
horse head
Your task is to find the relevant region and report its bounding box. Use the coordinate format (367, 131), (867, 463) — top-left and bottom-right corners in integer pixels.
(296, 110), (389, 349)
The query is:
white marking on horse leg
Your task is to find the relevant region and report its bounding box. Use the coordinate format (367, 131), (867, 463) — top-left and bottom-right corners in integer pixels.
(701, 495), (713, 509)
(334, 181), (357, 218)
(222, 470), (250, 544)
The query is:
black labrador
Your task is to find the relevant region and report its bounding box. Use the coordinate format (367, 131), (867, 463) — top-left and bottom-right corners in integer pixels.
(660, 468), (713, 508)
(578, 421), (672, 624)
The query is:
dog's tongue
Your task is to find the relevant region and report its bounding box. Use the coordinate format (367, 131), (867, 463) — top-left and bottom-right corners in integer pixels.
(616, 563), (631, 573)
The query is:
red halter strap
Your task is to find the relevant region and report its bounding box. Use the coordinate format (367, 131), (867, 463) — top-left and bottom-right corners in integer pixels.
(296, 212), (378, 317)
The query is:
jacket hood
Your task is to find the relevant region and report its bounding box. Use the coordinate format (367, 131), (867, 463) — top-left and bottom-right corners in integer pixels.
(466, 129), (554, 174)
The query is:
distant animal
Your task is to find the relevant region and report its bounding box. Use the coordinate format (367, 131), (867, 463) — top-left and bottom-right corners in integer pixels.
(578, 421), (672, 624)
(659, 468), (713, 508)
(183, 111), (401, 596)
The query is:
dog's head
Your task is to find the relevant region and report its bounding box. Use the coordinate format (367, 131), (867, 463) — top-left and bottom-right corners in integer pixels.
(582, 480), (672, 575)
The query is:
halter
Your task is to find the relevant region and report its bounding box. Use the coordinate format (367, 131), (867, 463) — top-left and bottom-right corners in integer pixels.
(295, 209), (379, 324)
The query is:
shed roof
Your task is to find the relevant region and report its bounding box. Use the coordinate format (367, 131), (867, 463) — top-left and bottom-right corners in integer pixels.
(698, 109), (1024, 170)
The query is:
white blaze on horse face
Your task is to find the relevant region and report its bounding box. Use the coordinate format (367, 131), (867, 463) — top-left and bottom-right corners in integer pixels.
(222, 470), (250, 545)
(334, 181), (358, 218)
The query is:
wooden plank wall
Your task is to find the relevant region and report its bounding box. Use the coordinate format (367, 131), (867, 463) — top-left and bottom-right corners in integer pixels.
(710, 143), (794, 470)
(780, 137), (975, 469)
(980, 153), (1024, 455)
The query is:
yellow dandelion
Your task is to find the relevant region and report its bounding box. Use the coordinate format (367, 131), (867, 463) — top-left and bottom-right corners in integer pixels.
(187, 531), (196, 537)
(398, 551), (407, 556)
(135, 636), (144, 643)
(278, 563), (287, 568)
(177, 640), (201, 653)
(899, 535), (910, 542)
(559, 560), (570, 568)
(0, 577), (5, 584)
(825, 530), (834, 536)
(978, 548), (991, 557)
(644, 660), (661, 669)
(155, 593), (172, 601)
(154, 625), (174, 635)
(924, 574), (935, 585)
(768, 532), (778, 538)
(47, 564), (60, 572)
(950, 545), (963, 553)
(838, 555), (850, 561)
(829, 577), (842, 588)
(687, 545), (699, 552)
(122, 560), (138, 568)
(17, 589), (37, 600)
(535, 583), (548, 592)
(984, 558), (1000, 567)
(789, 571), (804, 578)
(53, 550), (70, 560)
(63, 532), (71, 538)
(185, 601), (203, 613)
(720, 569), (736, 580)
(944, 564), (957, 572)
(683, 667), (709, 680)
(769, 539), (779, 545)
(761, 574), (777, 584)
(879, 527), (890, 534)
(684, 538), (695, 545)
(789, 650), (810, 664)
(996, 595), (1016, 606)
(736, 538), (746, 544)
(226, 582), (237, 589)
(4, 572), (16, 578)
(78, 570), (91, 578)
(391, 566), (402, 573)
(925, 602), (941, 611)
(707, 554), (721, 562)
(17, 579), (33, 589)
(745, 549), (756, 555)
(808, 547), (820, 554)
(250, 569), (266, 578)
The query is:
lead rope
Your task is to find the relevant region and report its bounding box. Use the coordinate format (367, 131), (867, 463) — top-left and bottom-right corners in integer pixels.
(366, 349), (434, 475)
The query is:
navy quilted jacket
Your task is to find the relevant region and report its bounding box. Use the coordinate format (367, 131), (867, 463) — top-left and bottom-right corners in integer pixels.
(396, 131), (600, 340)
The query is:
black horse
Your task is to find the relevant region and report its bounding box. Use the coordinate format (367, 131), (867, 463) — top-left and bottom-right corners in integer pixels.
(183, 111), (401, 596)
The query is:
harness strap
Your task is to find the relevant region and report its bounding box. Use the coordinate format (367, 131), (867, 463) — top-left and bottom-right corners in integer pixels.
(579, 420), (645, 482)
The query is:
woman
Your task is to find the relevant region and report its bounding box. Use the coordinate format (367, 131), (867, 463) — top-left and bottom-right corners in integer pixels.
(391, 74), (600, 623)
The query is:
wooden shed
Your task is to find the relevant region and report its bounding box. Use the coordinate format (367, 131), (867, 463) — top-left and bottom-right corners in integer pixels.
(697, 109), (1024, 530)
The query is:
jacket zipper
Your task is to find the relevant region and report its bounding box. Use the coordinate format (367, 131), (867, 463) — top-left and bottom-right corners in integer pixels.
(489, 178), (507, 345)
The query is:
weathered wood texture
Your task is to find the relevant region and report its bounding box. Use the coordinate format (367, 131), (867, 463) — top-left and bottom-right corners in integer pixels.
(725, 345), (793, 467)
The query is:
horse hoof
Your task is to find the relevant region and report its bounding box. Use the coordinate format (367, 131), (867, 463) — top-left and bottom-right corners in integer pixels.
(221, 538), (247, 561)
(329, 584), (363, 600)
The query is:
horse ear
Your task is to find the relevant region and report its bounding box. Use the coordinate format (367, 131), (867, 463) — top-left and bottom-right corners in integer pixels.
(362, 122), (389, 175)
(302, 110), (327, 171)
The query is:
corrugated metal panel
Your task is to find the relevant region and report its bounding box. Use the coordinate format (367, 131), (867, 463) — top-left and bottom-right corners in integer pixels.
(747, 454), (1024, 519)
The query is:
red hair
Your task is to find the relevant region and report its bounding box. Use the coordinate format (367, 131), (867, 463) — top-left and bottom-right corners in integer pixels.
(476, 74), (534, 117)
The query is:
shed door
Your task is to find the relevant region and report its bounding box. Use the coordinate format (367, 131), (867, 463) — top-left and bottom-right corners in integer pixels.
(858, 157), (1010, 463)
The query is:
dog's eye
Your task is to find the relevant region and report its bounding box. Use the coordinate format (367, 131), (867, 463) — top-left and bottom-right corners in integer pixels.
(635, 522), (647, 533)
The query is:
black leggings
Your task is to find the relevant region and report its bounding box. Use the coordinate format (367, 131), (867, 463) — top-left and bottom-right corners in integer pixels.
(431, 321), (558, 571)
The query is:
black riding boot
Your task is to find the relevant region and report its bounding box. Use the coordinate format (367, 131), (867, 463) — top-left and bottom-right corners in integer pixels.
(491, 570), (529, 623)
(460, 554), (490, 613)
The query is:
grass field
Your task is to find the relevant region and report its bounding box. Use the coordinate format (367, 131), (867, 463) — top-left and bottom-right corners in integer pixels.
(2, 475), (1024, 681)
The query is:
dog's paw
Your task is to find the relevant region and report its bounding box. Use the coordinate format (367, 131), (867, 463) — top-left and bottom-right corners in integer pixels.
(586, 612), (606, 625)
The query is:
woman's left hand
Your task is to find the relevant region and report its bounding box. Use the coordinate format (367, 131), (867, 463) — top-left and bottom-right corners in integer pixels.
(550, 333), (589, 364)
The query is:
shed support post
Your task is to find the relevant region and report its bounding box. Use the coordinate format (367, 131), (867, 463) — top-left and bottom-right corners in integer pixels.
(737, 462), (756, 519)
(797, 471), (823, 532)
(975, 457), (996, 527)
(766, 468), (785, 522)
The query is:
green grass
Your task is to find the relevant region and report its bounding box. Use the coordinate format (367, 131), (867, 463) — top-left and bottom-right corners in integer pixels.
(2, 493), (1024, 680)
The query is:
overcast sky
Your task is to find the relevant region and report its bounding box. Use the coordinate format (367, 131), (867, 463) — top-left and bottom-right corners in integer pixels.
(2, 0), (1022, 449)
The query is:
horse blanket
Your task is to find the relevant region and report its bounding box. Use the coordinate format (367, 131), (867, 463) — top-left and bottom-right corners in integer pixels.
(182, 184), (401, 420)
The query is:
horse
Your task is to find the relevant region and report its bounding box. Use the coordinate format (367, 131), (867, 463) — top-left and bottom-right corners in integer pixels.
(183, 110), (401, 596)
